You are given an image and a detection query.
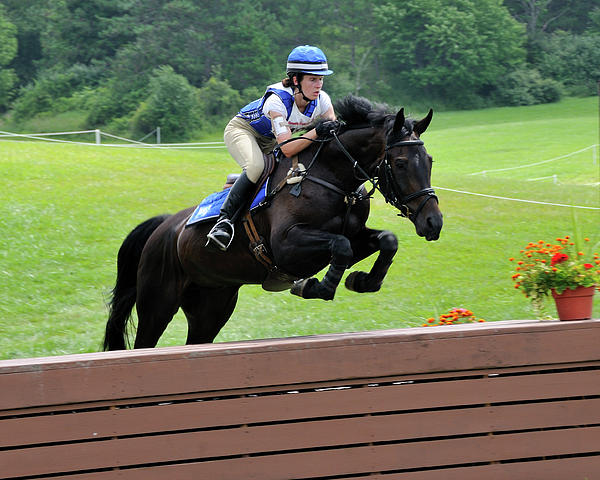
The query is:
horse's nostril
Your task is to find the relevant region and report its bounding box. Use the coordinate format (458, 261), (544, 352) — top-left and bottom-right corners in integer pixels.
(427, 216), (436, 230)
(426, 213), (443, 234)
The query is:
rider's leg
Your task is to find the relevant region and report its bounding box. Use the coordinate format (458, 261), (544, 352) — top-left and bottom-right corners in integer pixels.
(206, 118), (264, 251)
(206, 170), (255, 250)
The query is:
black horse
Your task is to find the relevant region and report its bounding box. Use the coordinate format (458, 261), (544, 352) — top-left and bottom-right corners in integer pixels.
(103, 96), (443, 350)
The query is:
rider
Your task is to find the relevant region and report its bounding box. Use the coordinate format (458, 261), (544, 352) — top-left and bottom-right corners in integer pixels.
(206, 45), (340, 251)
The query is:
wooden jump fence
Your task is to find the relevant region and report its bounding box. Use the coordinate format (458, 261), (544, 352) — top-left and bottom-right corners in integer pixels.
(1, 319), (599, 479)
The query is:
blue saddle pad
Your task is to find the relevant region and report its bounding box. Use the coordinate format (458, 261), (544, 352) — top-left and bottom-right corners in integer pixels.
(186, 179), (269, 226)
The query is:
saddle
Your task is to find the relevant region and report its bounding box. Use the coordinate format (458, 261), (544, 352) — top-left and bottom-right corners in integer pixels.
(185, 152), (304, 291)
(185, 153), (278, 227)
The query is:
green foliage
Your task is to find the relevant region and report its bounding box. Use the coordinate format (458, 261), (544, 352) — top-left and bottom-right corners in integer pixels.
(130, 66), (200, 142)
(197, 76), (242, 122)
(36, 0), (135, 69)
(11, 66), (102, 122)
(0, 4), (17, 109)
(1, 0), (599, 135)
(591, 7), (600, 34)
(536, 31), (600, 96)
(504, 0), (599, 36)
(85, 76), (148, 129)
(493, 68), (563, 106)
(374, 0), (526, 108)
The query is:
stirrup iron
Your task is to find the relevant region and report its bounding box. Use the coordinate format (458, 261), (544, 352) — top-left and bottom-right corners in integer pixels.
(206, 218), (235, 251)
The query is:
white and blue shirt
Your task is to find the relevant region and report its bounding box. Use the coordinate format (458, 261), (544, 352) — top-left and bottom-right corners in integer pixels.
(237, 82), (332, 138)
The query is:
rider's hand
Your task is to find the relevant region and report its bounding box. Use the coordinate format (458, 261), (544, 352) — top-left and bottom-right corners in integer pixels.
(315, 120), (341, 138)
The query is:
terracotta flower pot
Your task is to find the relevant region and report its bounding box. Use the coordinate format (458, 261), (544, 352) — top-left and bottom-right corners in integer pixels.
(551, 286), (596, 321)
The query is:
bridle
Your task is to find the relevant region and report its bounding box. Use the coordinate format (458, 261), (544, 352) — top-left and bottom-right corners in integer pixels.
(378, 138), (439, 220)
(276, 123), (439, 223)
(326, 129), (438, 222)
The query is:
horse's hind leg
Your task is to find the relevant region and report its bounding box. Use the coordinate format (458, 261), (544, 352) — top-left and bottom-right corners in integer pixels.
(181, 284), (239, 344)
(345, 228), (398, 293)
(134, 277), (182, 348)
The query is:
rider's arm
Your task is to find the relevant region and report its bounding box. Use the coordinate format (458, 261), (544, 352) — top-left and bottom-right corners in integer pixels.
(270, 105), (336, 158)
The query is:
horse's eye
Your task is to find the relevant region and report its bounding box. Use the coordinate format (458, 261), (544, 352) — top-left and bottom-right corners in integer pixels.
(394, 156), (408, 167)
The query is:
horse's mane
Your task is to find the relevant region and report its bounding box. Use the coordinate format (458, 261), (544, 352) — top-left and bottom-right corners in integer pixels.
(334, 95), (391, 128)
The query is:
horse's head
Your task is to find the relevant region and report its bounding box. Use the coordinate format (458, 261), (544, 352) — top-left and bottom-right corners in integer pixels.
(378, 108), (443, 241)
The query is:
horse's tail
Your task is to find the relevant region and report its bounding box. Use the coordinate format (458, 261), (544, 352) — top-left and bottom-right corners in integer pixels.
(103, 214), (171, 351)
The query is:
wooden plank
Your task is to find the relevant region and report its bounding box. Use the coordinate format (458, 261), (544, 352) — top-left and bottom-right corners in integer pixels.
(38, 455), (600, 480)
(4, 410), (600, 478)
(3, 389), (600, 449)
(345, 456), (600, 480)
(2, 321), (599, 410)
(13, 428), (600, 480)
(3, 359), (597, 419)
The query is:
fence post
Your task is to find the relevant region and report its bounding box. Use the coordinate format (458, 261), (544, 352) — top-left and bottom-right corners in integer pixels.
(95, 129), (101, 145)
(156, 127), (161, 145)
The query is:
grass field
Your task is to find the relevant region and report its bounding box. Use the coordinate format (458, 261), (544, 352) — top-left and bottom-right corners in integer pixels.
(1, 96), (599, 360)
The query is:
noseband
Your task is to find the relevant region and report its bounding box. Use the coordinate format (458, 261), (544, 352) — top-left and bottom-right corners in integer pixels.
(378, 139), (438, 220)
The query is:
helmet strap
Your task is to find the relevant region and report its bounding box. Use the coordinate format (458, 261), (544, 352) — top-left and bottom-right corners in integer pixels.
(291, 73), (312, 103)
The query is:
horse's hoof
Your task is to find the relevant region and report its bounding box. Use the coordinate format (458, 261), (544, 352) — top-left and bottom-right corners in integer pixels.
(345, 271), (381, 293)
(345, 271), (360, 292)
(291, 278), (335, 300)
(291, 278), (313, 298)
(345, 271), (367, 292)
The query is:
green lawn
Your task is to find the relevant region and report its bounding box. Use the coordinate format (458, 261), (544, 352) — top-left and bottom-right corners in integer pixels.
(1, 96), (599, 359)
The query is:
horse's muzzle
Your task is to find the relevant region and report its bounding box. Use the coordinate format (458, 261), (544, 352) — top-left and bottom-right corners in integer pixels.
(417, 210), (443, 241)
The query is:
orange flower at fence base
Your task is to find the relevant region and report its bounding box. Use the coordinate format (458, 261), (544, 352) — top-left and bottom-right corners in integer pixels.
(422, 308), (485, 327)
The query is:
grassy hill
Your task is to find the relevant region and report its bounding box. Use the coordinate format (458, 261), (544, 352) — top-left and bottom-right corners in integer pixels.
(1, 96), (599, 359)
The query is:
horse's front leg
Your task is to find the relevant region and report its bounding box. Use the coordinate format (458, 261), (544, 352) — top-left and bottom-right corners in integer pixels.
(345, 228), (398, 293)
(280, 227), (353, 301)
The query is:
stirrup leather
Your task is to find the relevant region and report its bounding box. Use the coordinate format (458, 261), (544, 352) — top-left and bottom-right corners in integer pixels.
(206, 218), (235, 251)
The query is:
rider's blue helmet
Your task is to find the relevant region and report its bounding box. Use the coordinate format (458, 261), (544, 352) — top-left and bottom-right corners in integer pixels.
(286, 45), (333, 76)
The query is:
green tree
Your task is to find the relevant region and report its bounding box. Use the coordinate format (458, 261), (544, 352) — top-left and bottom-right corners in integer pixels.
(536, 32), (600, 96)
(0, 0), (49, 88)
(374, 0), (526, 107)
(108, 0), (279, 90)
(130, 65), (200, 142)
(327, 1), (379, 97)
(591, 7), (600, 34)
(0, 4), (17, 110)
(504, 0), (599, 36)
(197, 76), (242, 120)
(37, 0), (134, 69)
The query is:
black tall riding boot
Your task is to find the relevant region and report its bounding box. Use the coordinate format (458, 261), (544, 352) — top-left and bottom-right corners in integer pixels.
(205, 171), (256, 251)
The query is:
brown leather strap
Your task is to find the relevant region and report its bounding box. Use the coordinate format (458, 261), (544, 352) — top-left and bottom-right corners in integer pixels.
(241, 154), (301, 271)
(242, 212), (273, 269)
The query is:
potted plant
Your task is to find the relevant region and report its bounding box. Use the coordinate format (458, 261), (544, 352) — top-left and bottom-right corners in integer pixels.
(510, 236), (600, 320)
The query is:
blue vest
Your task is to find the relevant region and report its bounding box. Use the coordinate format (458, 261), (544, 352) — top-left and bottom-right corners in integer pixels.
(237, 87), (318, 138)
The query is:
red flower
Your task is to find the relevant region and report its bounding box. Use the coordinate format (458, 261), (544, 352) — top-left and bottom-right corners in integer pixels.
(551, 253), (569, 266)
(584, 263), (593, 270)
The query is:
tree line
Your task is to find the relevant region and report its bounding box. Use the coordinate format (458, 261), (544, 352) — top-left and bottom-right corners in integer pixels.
(0, 0), (599, 141)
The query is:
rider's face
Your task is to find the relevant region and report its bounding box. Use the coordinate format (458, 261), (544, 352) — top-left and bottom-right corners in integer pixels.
(297, 75), (324, 100)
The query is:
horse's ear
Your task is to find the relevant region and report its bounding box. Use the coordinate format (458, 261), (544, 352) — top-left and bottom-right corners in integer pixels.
(392, 108), (405, 135)
(414, 108), (433, 136)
